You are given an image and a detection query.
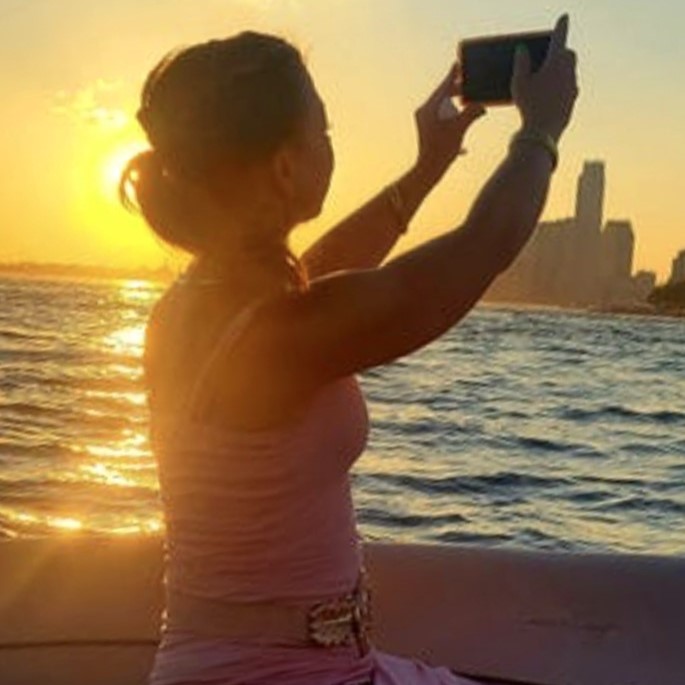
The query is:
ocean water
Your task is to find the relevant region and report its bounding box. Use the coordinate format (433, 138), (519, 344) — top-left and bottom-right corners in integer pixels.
(0, 276), (683, 555)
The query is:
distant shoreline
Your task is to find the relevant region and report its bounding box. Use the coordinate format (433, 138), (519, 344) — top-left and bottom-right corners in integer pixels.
(0, 262), (174, 284)
(1, 264), (683, 320)
(592, 304), (685, 320)
(483, 298), (685, 320)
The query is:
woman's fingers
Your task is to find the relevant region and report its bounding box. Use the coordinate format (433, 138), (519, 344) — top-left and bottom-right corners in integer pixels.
(549, 14), (570, 57)
(543, 14), (570, 72)
(437, 97), (460, 121)
(459, 102), (487, 129)
(512, 44), (532, 95)
(450, 62), (463, 96)
(437, 96), (485, 125)
(425, 61), (462, 109)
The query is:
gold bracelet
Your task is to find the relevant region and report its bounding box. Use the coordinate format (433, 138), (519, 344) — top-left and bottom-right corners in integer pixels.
(509, 129), (559, 171)
(386, 183), (409, 235)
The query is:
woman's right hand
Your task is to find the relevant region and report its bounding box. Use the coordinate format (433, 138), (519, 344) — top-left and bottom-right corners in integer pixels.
(511, 14), (579, 142)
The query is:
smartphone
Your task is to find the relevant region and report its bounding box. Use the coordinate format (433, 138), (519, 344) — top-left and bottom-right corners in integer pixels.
(459, 30), (552, 105)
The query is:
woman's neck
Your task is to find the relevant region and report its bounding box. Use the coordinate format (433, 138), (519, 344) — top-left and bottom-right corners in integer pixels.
(186, 243), (299, 300)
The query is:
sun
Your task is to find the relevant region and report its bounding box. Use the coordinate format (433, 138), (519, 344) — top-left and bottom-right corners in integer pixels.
(102, 141), (149, 201)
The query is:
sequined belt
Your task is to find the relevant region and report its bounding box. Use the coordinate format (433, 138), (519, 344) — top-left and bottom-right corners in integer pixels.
(162, 567), (373, 656)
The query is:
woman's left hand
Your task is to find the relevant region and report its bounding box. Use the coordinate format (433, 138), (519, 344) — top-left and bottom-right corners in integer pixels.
(414, 62), (487, 181)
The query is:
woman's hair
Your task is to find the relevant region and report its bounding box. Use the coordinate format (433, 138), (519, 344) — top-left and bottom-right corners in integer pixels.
(119, 32), (310, 292)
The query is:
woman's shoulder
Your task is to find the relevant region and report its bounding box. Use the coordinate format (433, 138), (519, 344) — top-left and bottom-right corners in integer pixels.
(144, 282), (248, 395)
(146, 281), (303, 427)
(149, 278), (262, 346)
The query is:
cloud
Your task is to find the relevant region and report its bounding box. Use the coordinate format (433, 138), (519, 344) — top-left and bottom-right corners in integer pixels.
(52, 78), (129, 130)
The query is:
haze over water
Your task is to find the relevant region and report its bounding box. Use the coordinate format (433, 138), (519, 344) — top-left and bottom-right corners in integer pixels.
(1, 276), (683, 555)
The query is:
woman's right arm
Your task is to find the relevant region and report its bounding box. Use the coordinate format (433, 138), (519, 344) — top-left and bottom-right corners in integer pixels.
(225, 16), (578, 399)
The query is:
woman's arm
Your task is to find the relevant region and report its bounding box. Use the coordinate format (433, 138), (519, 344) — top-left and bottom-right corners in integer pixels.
(301, 63), (486, 279)
(207, 16), (578, 406)
(300, 163), (439, 278)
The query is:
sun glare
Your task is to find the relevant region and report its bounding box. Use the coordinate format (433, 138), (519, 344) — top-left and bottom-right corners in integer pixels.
(102, 141), (149, 199)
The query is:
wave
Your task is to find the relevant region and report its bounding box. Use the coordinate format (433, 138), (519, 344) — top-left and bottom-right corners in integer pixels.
(358, 507), (468, 529)
(594, 495), (685, 516)
(561, 405), (685, 425)
(0, 401), (60, 417)
(432, 530), (512, 545)
(0, 326), (57, 343)
(379, 471), (573, 497)
(0, 476), (154, 500)
(512, 435), (600, 455)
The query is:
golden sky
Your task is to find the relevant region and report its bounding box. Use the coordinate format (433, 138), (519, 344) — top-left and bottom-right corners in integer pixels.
(1, 0), (683, 280)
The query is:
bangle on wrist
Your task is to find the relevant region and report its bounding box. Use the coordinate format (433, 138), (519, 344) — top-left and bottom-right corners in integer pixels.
(386, 182), (409, 235)
(509, 129), (559, 171)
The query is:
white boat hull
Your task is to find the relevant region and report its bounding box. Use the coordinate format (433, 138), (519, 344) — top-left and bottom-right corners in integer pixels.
(0, 536), (683, 684)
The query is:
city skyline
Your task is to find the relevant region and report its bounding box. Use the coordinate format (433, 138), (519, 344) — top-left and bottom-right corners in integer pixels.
(486, 160), (684, 307)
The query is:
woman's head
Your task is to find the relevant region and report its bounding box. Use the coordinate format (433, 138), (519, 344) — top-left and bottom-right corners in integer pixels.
(119, 32), (334, 290)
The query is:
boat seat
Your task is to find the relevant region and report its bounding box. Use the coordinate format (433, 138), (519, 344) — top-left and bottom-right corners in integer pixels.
(0, 536), (683, 685)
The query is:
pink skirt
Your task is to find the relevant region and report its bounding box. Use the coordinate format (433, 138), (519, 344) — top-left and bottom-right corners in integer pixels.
(148, 631), (484, 685)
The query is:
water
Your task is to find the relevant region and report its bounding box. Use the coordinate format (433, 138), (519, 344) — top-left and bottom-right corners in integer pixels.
(1, 276), (683, 555)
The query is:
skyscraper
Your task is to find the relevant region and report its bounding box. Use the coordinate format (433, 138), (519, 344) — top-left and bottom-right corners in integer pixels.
(601, 221), (635, 303)
(602, 221), (634, 281)
(573, 161), (605, 303)
(670, 250), (685, 284)
(575, 161), (605, 236)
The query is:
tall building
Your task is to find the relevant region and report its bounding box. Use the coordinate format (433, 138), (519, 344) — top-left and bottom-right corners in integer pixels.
(600, 220), (634, 303)
(573, 162), (605, 303)
(575, 161), (605, 236)
(670, 250), (685, 284)
(602, 221), (634, 280)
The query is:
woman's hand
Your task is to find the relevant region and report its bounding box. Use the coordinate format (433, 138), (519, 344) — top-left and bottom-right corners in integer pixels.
(414, 62), (487, 181)
(512, 14), (579, 142)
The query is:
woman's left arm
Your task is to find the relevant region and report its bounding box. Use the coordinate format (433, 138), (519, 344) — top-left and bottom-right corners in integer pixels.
(301, 62), (486, 279)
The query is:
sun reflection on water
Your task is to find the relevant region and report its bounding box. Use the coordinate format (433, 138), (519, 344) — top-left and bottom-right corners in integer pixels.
(119, 280), (159, 303)
(48, 516), (83, 532)
(2, 506), (163, 537)
(110, 519), (163, 536)
(79, 432), (150, 461)
(79, 462), (136, 487)
(103, 325), (146, 357)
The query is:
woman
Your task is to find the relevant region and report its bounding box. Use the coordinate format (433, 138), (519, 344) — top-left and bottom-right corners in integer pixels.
(120, 15), (577, 685)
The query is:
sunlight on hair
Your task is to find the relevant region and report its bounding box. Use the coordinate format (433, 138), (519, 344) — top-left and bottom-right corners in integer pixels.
(102, 141), (148, 201)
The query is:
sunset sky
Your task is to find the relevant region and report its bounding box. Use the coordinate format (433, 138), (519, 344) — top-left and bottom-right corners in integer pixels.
(1, 0), (683, 281)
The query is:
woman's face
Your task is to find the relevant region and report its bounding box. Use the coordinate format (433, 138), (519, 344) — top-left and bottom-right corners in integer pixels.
(284, 84), (335, 225)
